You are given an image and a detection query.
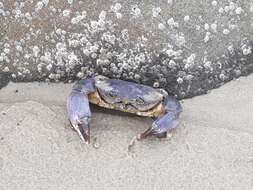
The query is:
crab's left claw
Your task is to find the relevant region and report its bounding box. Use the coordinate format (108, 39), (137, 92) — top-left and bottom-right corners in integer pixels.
(138, 96), (182, 140)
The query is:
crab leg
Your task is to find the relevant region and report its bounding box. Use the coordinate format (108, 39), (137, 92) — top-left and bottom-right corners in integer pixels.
(139, 96), (182, 139)
(67, 78), (95, 143)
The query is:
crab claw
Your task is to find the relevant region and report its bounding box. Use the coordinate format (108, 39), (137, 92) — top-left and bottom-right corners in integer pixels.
(138, 96), (182, 140)
(77, 123), (90, 143)
(67, 91), (92, 143)
(138, 127), (154, 140)
(138, 127), (168, 139)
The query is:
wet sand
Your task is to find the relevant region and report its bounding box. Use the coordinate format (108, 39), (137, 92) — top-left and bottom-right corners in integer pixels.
(0, 75), (253, 189)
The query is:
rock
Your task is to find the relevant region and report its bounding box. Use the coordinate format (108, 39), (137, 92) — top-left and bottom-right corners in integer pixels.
(1, 1), (253, 98)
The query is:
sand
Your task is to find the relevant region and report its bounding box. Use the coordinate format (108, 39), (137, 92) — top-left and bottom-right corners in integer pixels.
(0, 76), (253, 189)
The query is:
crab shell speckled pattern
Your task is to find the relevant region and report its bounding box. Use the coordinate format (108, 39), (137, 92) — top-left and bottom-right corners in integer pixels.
(88, 76), (168, 117)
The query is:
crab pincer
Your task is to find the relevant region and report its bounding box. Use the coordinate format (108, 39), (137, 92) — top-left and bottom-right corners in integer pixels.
(67, 78), (95, 143)
(138, 96), (182, 140)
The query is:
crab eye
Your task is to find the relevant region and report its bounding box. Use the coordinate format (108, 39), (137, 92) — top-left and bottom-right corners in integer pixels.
(109, 90), (118, 98)
(135, 96), (145, 105)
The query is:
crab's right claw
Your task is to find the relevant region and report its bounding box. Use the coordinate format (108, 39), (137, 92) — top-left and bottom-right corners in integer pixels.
(76, 123), (90, 143)
(67, 91), (92, 143)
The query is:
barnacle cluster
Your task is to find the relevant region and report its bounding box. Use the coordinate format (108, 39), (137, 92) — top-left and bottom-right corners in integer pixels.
(0, 0), (253, 98)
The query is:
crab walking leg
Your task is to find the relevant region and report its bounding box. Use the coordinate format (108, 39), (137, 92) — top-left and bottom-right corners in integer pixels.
(139, 96), (182, 139)
(67, 78), (95, 143)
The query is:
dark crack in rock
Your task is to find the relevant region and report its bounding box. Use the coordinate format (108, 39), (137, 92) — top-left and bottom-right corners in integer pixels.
(0, 73), (10, 89)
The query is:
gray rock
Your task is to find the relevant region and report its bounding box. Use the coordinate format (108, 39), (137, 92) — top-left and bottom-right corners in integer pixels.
(1, 0), (253, 98)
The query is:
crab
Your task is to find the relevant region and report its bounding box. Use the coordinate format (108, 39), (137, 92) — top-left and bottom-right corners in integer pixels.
(67, 75), (182, 143)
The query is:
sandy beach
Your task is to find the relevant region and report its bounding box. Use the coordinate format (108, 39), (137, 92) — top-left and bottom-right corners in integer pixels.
(0, 75), (253, 189)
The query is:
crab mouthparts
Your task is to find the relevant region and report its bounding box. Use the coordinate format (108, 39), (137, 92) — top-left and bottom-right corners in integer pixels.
(78, 123), (90, 143)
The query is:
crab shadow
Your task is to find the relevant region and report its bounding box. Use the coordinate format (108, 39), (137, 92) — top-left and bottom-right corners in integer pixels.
(89, 104), (152, 133)
(90, 104), (144, 118)
(88, 104), (185, 150)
